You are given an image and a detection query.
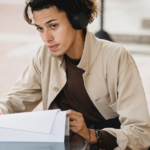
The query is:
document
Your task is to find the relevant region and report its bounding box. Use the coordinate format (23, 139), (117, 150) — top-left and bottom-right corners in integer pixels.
(0, 109), (69, 142)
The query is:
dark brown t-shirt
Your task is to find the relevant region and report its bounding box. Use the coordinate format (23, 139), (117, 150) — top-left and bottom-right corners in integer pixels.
(55, 54), (105, 128)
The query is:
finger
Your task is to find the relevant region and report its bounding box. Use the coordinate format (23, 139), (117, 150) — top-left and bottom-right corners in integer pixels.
(67, 114), (78, 121)
(0, 110), (4, 115)
(67, 110), (82, 117)
(70, 127), (78, 133)
(67, 114), (84, 122)
(70, 126), (84, 134)
(69, 120), (81, 127)
(0, 112), (4, 115)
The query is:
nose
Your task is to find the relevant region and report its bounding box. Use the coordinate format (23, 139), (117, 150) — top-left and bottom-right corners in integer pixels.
(42, 30), (54, 43)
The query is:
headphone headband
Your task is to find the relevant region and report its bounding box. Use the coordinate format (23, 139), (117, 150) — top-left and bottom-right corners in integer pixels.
(74, 0), (81, 11)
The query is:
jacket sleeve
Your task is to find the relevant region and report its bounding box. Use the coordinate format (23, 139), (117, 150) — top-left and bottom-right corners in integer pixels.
(0, 46), (42, 114)
(103, 47), (150, 150)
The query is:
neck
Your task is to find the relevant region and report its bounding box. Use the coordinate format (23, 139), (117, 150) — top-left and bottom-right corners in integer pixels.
(66, 29), (85, 60)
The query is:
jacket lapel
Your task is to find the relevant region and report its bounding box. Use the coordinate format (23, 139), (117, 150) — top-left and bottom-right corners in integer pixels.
(47, 56), (67, 109)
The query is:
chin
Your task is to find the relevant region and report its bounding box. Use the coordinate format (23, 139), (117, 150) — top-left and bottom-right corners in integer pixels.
(49, 51), (65, 58)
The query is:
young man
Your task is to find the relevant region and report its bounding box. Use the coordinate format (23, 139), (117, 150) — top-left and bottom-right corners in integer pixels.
(0, 0), (150, 149)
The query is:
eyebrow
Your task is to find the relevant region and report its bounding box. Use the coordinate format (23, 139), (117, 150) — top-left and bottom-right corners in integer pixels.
(34, 19), (57, 27)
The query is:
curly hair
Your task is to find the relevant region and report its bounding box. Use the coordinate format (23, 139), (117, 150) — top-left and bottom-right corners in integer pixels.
(24, 0), (99, 25)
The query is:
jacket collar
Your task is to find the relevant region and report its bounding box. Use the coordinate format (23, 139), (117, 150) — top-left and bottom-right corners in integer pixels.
(77, 28), (101, 72)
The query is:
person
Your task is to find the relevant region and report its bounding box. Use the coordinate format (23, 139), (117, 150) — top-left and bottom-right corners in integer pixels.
(0, 0), (150, 149)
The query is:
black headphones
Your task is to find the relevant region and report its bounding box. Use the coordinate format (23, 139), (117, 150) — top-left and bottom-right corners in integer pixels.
(71, 0), (89, 30)
(55, 0), (89, 30)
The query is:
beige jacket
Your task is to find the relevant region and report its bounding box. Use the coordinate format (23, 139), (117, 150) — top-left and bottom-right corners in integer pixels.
(0, 28), (150, 150)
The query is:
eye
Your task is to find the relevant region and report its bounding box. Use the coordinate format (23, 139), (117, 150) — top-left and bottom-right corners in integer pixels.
(51, 24), (58, 29)
(37, 27), (43, 32)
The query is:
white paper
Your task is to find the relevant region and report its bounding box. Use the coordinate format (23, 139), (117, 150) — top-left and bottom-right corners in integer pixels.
(0, 109), (60, 133)
(65, 118), (70, 136)
(0, 109), (68, 142)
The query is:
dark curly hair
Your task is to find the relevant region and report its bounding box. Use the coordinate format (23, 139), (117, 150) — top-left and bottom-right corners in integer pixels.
(24, 0), (99, 25)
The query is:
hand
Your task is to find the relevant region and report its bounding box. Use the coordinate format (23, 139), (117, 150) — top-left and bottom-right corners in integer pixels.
(66, 110), (90, 142)
(0, 109), (4, 115)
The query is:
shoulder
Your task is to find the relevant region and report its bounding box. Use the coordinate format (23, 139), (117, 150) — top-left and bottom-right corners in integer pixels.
(95, 38), (134, 67)
(96, 38), (128, 57)
(91, 37), (136, 76)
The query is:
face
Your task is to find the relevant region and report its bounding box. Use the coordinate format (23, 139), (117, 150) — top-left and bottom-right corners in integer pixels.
(33, 6), (77, 57)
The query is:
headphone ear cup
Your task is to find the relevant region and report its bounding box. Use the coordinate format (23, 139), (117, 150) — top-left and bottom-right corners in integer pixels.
(71, 11), (89, 30)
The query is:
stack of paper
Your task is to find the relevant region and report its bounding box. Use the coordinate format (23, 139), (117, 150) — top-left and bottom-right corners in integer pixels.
(0, 109), (69, 142)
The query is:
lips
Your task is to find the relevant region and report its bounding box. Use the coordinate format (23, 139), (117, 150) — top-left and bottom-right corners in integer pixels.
(48, 44), (59, 51)
(49, 44), (58, 48)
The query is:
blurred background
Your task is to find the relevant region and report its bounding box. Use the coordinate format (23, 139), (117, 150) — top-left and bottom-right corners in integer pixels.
(0, 0), (150, 112)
